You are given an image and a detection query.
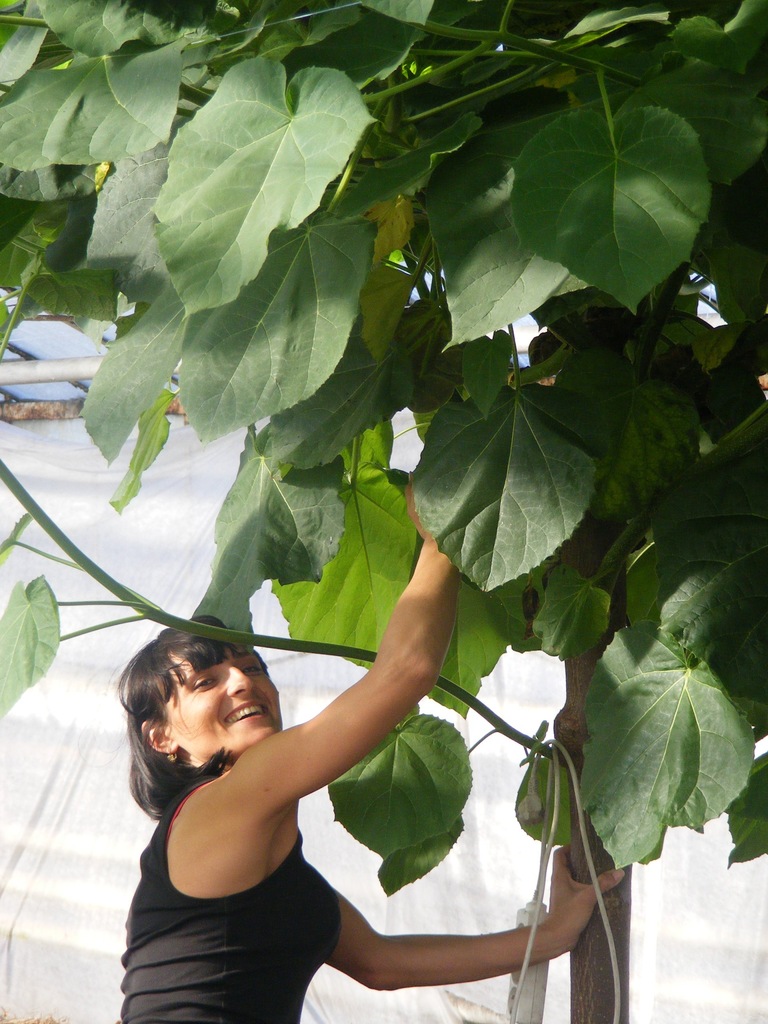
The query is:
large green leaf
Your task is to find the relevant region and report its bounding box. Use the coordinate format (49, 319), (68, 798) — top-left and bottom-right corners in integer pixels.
(0, 46), (182, 169)
(533, 564), (610, 659)
(673, 1), (768, 73)
(0, 194), (36, 251)
(428, 120), (574, 345)
(87, 141), (171, 303)
(582, 625), (754, 866)
(728, 752), (768, 864)
(275, 463), (415, 652)
(37, 0), (214, 56)
(462, 330), (513, 419)
(378, 817), (464, 895)
(269, 330), (413, 469)
(0, 577), (60, 718)
(654, 446), (768, 702)
(155, 58), (373, 312)
(181, 217), (374, 442)
(706, 243), (768, 323)
(329, 713), (471, 858)
(29, 267), (117, 320)
(82, 284), (185, 462)
(0, 164), (97, 202)
(284, 10), (422, 86)
(511, 106), (711, 310)
(623, 61), (768, 183)
(413, 388), (596, 590)
(196, 428), (345, 632)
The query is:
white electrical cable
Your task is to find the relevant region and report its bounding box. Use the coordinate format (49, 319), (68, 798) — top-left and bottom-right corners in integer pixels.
(508, 741), (622, 1024)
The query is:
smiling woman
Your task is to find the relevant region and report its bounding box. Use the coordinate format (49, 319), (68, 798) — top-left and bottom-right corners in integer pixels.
(117, 489), (622, 1024)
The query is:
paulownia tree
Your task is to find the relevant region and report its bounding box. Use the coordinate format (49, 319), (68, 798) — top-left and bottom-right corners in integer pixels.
(1, 1), (767, 1021)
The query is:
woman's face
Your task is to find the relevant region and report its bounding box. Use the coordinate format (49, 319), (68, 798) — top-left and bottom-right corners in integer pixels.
(152, 651), (282, 767)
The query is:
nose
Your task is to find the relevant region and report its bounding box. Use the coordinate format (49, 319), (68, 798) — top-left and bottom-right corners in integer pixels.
(225, 666), (249, 695)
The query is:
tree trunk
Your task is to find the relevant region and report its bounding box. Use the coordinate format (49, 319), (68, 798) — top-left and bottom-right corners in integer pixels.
(554, 514), (632, 1024)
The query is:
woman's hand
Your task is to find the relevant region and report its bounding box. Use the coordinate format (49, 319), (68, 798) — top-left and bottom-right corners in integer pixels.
(541, 847), (625, 955)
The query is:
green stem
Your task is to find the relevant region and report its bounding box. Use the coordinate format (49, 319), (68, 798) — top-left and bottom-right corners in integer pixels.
(364, 41), (494, 104)
(510, 326), (521, 387)
(518, 343), (568, 384)
(348, 433), (362, 491)
(10, 541), (82, 571)
(0, 459), (544, 754)
(597, 69), (615, 147)
(327, 117), (378, 214)
(0, 15), (47, 27)
(0, 265), (39, 361)
(500, 0), (518, 35)
(60, 616), (146, 643)
(57, 599), (141, 608)
(404, 65), (545, 124)
(634, 263), (690, 382)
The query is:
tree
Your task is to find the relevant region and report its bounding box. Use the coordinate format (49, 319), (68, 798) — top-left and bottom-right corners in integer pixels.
(1, 1), (767, 1021)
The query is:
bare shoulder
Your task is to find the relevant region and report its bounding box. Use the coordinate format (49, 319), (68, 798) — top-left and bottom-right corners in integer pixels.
(166, 769), (299, 898)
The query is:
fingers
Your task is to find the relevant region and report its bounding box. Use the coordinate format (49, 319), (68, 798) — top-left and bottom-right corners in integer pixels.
(597, 867), (625, 893)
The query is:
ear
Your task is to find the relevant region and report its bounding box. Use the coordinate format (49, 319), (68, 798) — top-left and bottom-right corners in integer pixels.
(143, 720), (177, 757)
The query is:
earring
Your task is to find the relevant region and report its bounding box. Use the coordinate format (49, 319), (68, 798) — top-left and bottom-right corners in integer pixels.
(167, 752), (177, 763)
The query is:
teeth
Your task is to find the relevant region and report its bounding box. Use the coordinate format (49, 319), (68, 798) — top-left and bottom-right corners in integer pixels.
(227, 703), (265, 724)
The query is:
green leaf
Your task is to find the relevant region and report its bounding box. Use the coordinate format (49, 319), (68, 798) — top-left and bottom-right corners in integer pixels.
(0, 577), (60, 718)
(462, 330), (512, 418)
(284, 10), (422, 86)
(45, 192), (98, 272)
(516, 757), (570, 846)
(109, 389), (174, 514)
(728, 752), (768, 865)
(361, 0), (434, 24)
(181, 217), (374, 442)
(378, 816), (464, 895)
(0, 45), (182, 169)
(82, 284), (185, 462)
(511, 106), (711, 310)
(626, 543), (660, 626)
(275, 464), (415, 652)
(28, 267), (117, 320)
(359, 264), (413, 360)
(37, 0), (214, 56)
(0, 6), (46, 85)
(155, 58), (373, 312)
(196, 428), (345, 632)
(0, 165), (98, 203)
(413, 389), (596, 589)
(706, 244), (768, 323)
(0, 514), (32, 568)
(567, 4), (669, 37)
(329, 713), (471, 858)
(673, 1), (768, 73)
(0, 194), (36, 251)
(269, 330), (413, 469)
(87, 141), (171, 303)
(624, 62), (768, 184)
(339, 113), (481, 218)
(582, 625), (754, 866)
(429, 122), (574, 344)
(591, 379), (700, 521)
(533, 564), (610, 659)
(655, 446), (768, 702)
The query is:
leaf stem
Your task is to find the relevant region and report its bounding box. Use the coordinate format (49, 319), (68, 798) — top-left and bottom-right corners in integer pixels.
(364, 41), (494, 105)
(0, 460), (546, 755)
(597, 70), (615, 148)
(0, 14), (47, 27)
(403, 65), (544, 124)
(500, 0), (518, 35)
(9, 540), (82, 571)
(327, 117), (379, 214)
(60, 615), (146, 642)
(0, 265), (39, 362)
(634, 263), (690, 382)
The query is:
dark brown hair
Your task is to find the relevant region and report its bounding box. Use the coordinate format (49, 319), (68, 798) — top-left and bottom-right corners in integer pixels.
(118, 617), (267, 819)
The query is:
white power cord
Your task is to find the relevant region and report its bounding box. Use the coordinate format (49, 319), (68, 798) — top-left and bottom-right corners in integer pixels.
(507, 741), (621, 1024)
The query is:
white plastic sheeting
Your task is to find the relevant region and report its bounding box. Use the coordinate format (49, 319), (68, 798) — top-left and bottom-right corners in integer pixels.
(0, 420), (766, 1024)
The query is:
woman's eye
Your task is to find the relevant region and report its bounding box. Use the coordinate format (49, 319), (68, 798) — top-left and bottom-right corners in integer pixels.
(244, 665), (263, 675)
(193, 678), (213, 690)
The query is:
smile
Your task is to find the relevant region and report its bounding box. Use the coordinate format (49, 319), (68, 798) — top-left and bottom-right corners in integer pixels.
(224, 703), (267, 725)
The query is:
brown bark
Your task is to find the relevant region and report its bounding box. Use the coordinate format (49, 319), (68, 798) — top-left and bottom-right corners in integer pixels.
(554, 513), (632, 1024)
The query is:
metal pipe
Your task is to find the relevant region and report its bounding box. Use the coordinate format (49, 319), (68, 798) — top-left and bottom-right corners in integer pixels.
(0, 356), (104, 385)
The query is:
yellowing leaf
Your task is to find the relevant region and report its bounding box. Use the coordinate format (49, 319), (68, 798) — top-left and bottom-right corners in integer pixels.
(366, 195), (415, 262)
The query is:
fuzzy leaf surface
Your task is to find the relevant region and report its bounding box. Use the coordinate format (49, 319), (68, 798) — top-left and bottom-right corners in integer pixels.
(413, 389), (595, 589)
(197, 428), (345, 631)
(0, 46), (181, 169)
(378, 817), (463, 894)
(654, 447), (768, 701)
(156, 59), (373, 312)
(181, 217), (374, 441)
(512, 106), (711, 309)
(582, 625), (754, 866)
(534, 565), (610, 659)
(329, 713), (471, 858)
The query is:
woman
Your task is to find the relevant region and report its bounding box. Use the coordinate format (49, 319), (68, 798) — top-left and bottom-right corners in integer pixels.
(119, 491), (623, 1022)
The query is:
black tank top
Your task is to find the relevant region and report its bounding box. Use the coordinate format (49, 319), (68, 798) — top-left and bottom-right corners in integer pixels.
(120, 784), (341, 1024)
